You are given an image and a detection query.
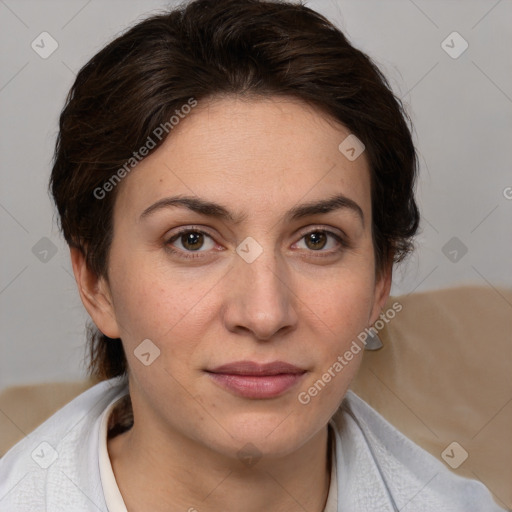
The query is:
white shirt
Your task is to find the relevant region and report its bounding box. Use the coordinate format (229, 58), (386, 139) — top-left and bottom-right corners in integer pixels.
(0, 375), (505, 511)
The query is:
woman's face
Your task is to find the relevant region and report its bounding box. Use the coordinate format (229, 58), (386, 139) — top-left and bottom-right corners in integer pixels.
(98, 96), (390, 460)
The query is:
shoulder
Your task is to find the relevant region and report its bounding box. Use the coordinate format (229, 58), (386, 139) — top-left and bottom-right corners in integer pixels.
(0, 376), (129, 511)
(330, 390), (506, 512)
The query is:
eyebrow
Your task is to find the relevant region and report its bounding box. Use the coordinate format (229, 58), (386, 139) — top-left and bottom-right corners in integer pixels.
(140, 193), (364, 227)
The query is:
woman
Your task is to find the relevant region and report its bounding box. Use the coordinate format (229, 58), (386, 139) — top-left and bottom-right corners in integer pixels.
(0, 0), (505, 510)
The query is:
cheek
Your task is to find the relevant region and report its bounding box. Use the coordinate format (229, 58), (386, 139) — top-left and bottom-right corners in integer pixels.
(299, 264), (376, 383)
(306, 265), (377, 337)
(108, 253), (219, 357)
(294, 279), (372, 423)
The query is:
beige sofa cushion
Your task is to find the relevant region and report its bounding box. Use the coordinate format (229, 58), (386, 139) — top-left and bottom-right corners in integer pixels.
(0, 286), (510, 508)
(0, 380), (97, 458)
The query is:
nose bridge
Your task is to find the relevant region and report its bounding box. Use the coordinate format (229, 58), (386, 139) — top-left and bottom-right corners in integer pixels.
(224, 235), (297, 339)
(243, 242), (285, 298)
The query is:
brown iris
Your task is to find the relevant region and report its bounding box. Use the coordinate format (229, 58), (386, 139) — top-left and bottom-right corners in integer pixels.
(181, 231), (204, 251)
(304, 231), (327, 250)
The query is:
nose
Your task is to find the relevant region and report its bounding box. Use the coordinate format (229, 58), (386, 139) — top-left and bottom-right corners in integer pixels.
(221, 243), (298, 342)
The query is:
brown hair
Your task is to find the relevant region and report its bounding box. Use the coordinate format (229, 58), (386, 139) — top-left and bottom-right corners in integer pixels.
(50, 0), (420, 382)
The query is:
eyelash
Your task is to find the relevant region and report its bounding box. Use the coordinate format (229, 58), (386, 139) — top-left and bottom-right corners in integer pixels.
(164, 227), (349, 260)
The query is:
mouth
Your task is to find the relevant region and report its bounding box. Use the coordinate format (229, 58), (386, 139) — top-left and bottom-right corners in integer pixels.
(205, 361), (307, 399)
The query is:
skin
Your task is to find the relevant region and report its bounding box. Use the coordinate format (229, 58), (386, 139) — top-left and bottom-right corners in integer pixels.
(71, 96), (392, 512)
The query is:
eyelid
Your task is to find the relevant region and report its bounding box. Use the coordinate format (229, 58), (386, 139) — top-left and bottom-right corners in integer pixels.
(295, 224), (348, 241)
(166, 225), (216, 240)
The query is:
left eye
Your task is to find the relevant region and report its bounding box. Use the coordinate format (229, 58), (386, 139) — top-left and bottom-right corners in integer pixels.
(294, 230), (343, 252)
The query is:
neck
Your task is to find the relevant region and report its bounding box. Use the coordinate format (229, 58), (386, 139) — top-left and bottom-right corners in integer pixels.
(107, 404), (332, 512)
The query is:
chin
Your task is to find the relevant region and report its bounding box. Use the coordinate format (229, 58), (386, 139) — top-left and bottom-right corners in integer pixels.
(205, 411), (320, 461)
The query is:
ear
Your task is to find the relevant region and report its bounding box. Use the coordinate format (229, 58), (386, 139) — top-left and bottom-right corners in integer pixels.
(70, 247), (121, 339)
(368, 259), (393, 326)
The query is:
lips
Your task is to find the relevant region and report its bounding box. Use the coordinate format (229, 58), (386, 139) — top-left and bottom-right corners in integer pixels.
(209, 360), (305, 376)
(205, 361), (306, 399)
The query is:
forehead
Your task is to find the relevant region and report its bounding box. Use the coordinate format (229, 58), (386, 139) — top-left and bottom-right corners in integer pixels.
(114, 96), (372, 223)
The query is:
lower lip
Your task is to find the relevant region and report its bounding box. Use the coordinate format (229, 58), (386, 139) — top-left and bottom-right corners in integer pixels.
(206, 372), (305, 399)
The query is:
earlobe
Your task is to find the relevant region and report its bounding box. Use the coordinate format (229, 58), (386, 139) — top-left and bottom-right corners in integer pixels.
(70, 247), (121, 339)
(369, 261), (393, 326)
